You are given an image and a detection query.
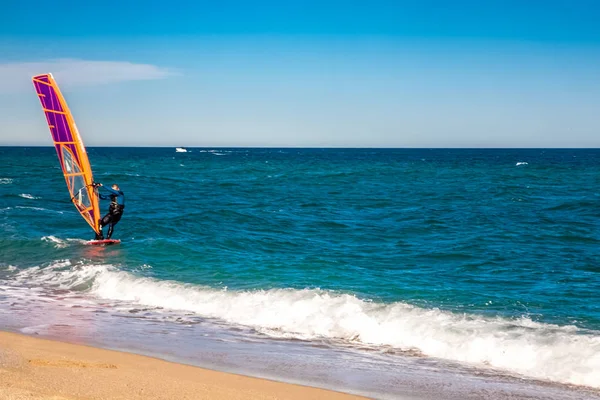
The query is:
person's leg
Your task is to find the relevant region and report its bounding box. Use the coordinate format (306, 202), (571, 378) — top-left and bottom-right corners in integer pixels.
(106, 213), (122, 239)
(96, 213), (114, 240)
(100, 213), (112, 227)
(107, 223), (115, 239)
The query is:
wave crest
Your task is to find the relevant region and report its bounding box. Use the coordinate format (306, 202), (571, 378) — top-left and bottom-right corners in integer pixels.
(19, 193), (40, 199)
(11, 262), (600, 388)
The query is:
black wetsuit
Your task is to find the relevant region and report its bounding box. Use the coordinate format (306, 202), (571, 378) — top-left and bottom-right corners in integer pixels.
(96, 186), (125, 239)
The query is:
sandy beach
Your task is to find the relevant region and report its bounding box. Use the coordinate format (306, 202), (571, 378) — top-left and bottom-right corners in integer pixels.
(0, 331), (367, 400)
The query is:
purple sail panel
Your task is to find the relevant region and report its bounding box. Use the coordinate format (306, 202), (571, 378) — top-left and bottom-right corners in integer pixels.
(33, 75), (81, 165)
(35, 77), (64, 111)
(86, 209), (96, 223)
(34, 77), (64, 114)
(34, 79), (71, 144)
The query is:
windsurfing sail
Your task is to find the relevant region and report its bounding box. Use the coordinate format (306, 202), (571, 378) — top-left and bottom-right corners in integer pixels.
(32, 73), (101, 234)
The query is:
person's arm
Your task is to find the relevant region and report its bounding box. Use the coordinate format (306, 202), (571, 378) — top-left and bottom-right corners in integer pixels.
(100, 186), (121, 196)
(93, 183), (109, 200)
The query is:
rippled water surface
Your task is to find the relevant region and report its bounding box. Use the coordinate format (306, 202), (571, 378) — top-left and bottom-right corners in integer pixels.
(1, 147), (599, 399)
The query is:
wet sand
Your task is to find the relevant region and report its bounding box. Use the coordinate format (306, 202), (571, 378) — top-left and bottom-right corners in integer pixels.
(0, 331), (367, 400)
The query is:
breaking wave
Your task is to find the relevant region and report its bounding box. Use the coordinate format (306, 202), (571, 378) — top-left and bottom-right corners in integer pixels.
(11, 261), (600, 389)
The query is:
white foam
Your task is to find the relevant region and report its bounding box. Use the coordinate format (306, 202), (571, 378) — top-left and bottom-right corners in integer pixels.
(516, 162), (528, 166)
(20, 324), (50, 335)
(41, 236), (86, 248)
(67, 238), (88, 244)
(13, 260), (102, 290)
(0, 178), (13, 184)
(19, 193), (40, 200)
(11, 263), (600, 388)
(41, 236), (67, 248)
(16, 206), (63, 214)
(206, 150), (231, 155)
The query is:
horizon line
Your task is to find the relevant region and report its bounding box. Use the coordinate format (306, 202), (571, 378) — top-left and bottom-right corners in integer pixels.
(2, 145), (600, 150)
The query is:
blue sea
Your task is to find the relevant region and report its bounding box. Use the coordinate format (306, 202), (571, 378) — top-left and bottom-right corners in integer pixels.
(1, 147), (599, 399)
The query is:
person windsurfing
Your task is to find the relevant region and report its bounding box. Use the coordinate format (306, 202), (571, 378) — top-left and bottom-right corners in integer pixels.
(93, 183), (125, 240)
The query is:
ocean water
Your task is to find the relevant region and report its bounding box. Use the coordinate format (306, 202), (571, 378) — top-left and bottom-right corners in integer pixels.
(1, 147), (599, 399)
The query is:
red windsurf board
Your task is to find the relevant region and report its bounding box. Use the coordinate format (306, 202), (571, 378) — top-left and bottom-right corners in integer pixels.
(86, 239), (121, 246)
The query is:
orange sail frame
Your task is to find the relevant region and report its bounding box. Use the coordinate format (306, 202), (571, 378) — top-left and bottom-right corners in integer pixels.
(32, 73), (101, 234)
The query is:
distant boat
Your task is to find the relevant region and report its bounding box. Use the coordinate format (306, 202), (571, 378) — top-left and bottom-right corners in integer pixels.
(175, 147), (188, 153)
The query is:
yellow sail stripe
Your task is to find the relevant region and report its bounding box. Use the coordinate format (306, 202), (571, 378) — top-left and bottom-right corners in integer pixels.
(43, 108), (67, 115)
(33, 78), (52, 86)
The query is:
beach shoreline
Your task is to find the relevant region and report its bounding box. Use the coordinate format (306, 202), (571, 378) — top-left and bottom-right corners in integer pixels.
(0, 331), (367, 400)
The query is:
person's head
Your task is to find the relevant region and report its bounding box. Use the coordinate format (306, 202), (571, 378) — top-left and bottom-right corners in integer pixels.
(112, 184), (120, 191)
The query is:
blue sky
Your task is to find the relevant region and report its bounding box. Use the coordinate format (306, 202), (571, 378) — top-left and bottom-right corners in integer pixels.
(1, 0), (599, 147)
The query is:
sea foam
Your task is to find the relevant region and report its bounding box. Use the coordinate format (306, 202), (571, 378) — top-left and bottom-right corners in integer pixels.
(41, 236), (87, 249)
(19, 193), (40, 199)
(12, 262), (600, 389)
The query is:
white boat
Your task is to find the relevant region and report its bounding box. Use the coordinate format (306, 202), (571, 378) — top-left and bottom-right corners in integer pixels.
(175, 147), (188, 153)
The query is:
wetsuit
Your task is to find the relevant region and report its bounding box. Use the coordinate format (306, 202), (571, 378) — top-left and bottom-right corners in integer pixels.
(96, 186), (125, 239)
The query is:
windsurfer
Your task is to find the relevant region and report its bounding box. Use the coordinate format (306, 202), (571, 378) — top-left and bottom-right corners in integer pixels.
(94, 183), (125, 240)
